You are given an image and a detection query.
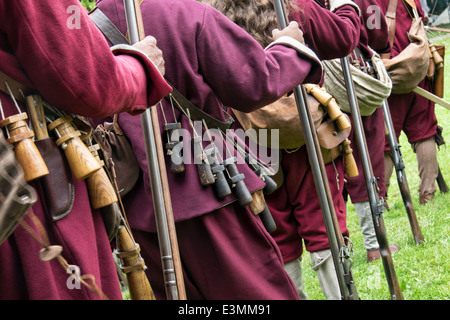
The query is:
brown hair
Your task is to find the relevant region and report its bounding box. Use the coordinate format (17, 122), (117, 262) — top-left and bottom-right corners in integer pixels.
(210, 0), (298, 48)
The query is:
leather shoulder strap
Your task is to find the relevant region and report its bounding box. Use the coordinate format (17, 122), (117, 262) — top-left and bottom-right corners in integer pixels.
(89, 7), (130, 45)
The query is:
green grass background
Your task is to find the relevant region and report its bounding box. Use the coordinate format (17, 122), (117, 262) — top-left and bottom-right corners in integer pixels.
(301, 32), (450, 300)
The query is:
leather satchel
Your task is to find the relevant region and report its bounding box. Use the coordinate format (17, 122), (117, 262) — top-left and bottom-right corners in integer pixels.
(92, 114), (140, 198)
(232, 90), (351, 164)
(232, 93), (325, 150)
(382, 0), (430, 94)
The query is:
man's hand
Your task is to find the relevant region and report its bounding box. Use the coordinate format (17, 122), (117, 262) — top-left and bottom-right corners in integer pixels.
(272, 21), (304, 44)
(133, 36), (166, 76)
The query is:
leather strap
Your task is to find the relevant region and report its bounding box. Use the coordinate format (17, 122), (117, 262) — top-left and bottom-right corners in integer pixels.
(385, 0), (399, 55)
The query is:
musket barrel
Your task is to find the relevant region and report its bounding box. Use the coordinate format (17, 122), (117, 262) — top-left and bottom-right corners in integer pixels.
(341, 57), (403, 300)
(140, 102), (179, 300)
(294, 84), (355, 299)
(382, 100), (424, 245)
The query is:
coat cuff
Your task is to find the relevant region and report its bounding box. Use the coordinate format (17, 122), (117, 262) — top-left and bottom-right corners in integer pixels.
(329, 0), (361, 15)
(265, 36), (323, 76)
(111, 44), (172, 111)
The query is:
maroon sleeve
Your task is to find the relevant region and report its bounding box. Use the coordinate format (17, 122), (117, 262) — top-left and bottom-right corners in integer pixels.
(290, 0), (361, 60)
(197, 6), (323, 112)
(0, 0), (171, 118)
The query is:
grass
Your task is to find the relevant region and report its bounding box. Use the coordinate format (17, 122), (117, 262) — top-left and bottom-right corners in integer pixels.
(300, 33), (450, 300)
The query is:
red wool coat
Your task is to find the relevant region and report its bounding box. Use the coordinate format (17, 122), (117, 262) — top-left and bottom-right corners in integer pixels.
(0, 0), (170, 299)
(97, 0), (323, 232)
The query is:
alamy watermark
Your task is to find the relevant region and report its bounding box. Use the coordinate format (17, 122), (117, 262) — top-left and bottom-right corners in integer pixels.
(366, 5), (383, 30)
(66, 265), (81, 290)
(66, 5), (81, 30)
(165, 121), (281, 173)
(66, 4), (385, 31)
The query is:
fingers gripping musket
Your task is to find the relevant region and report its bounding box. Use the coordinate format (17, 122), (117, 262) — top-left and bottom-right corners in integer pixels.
(383, 100), (424, 245)
(123, 0), (186, 300)
(273, 0), (358, 300)
(340, 58), (404, 300)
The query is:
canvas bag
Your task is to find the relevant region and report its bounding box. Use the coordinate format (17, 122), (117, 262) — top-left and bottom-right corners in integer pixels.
(382, 0), (430, 94)
(322, 48), (393, 116)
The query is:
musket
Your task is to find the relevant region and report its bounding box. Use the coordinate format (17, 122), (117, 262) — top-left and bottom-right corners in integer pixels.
(340, 57), (404, 300)
(412, 86), (450, 110)
(383, 100), (424, 245)
(123, 0), (186, 300)
(273, 0), (358, 300)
